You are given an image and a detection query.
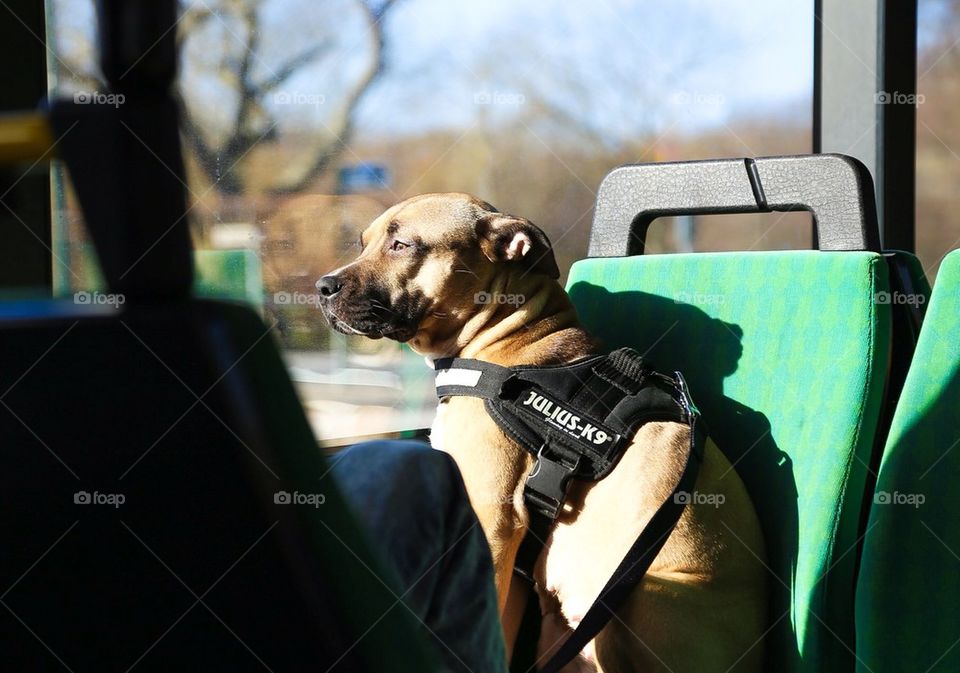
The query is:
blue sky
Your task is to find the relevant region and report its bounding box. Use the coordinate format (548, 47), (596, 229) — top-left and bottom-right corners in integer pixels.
(55, 0), (948, 144)
(353, 0), (816, 139)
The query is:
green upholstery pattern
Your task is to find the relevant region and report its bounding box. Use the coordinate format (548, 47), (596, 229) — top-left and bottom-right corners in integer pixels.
(194, 249), (264, 309)
(566, 251), (892, 673)
(856, 249), (960, 672)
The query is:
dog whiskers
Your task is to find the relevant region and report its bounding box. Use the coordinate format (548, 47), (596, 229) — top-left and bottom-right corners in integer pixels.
(368, 301), (398, 316)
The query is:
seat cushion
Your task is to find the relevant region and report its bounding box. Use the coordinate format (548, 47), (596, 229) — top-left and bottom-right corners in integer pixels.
(567, 250), (891, 673)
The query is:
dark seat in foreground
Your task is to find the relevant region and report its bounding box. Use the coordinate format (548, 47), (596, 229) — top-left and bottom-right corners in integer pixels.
(0, 2), (435, 666)
(0, 298), (435, 671)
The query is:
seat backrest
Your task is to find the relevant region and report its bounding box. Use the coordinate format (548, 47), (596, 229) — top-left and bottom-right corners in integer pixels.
(567, 153), (895, 673)
(568, 251), (890, 673)
(855, 249), (960, 672)
(0, 299), (435, 671)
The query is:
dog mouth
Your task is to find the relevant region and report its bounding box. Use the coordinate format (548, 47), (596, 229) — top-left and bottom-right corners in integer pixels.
(327, 315), (383, 339)
(321, 305), (418, 342)
(316, 279), (428, 343)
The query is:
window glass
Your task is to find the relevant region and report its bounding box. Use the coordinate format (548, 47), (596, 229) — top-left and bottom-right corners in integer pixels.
(917, 0), (960, 281)
(47, 0), (813, 441)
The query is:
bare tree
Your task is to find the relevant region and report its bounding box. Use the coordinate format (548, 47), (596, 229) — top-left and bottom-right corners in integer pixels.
(177, 0), (399, 195)
(49, 0), (400, 196)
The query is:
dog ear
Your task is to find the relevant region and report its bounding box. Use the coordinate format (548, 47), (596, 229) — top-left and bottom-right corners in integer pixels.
(475, 213), (560, 279)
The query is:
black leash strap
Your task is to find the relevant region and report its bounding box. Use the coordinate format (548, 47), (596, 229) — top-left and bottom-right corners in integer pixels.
(434, 350), (704, 672)
(536, 419), (703, 673)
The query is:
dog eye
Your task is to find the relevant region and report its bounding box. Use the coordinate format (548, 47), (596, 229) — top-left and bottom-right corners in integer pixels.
(390, 239), (411, 251)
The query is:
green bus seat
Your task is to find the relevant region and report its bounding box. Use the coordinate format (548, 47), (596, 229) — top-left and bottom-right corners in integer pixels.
(563, 154), (898, 672)
(193, 249), (264, 309)
(65, 246), (265, 311)
(876, 250), (932, 437)
(855, 248), (960, 672)
(567, 251), (891, 672)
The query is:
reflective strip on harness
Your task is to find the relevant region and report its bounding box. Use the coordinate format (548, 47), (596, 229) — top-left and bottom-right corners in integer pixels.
(434, 367), (482, 389)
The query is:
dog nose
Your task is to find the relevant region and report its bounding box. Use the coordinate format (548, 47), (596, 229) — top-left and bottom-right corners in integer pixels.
(316, 275), (343, 298)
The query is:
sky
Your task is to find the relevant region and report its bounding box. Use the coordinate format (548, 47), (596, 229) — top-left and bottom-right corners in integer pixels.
(52, 0), (949, 144)
(353, 0), (816, 139)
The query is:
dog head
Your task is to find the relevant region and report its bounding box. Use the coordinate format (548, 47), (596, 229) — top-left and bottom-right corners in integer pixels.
(316, 192), (559, 353)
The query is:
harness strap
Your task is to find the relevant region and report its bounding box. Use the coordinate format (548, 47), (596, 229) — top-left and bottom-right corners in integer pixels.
(513, 501), (556, 585)
(434, 349), (703, 673)
(537, 418), (704, 673)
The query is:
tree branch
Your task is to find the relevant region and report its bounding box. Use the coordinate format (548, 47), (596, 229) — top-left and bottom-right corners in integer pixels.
(270, 0), (396, 194)
(177, 93), (233, 189)
(250, 42), (332, 96)
(177, 0), (400, 195)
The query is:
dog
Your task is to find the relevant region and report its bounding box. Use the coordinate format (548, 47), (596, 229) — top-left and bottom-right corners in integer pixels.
(317, 193), (768, 673)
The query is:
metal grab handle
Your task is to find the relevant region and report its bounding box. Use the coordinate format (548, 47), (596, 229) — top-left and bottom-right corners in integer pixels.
(588, 154), (881, 256)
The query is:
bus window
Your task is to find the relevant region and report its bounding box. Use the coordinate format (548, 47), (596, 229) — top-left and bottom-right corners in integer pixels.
(46, 0), (814, 442)
(917, 0), (960, 281)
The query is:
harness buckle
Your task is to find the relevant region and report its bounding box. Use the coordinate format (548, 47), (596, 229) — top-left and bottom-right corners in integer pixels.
(524, 444), (580, 520)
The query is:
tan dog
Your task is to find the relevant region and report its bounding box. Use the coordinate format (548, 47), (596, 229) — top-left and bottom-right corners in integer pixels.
(317, 193), (768, 673)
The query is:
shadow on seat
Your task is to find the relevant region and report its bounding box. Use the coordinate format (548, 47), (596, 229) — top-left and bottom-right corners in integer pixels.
(568, 281), (800, 669)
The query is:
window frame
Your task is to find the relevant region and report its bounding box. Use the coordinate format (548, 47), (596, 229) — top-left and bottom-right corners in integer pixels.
(1, 0), (52, 291)
(814, 0), (918, 251)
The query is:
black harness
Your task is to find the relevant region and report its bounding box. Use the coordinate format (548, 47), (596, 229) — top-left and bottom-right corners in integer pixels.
(434, 347), (704, 673)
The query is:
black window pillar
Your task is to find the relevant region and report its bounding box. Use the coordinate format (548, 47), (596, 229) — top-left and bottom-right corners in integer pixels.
(815, 0), (918, 252)
(0, 0), (51, 290)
